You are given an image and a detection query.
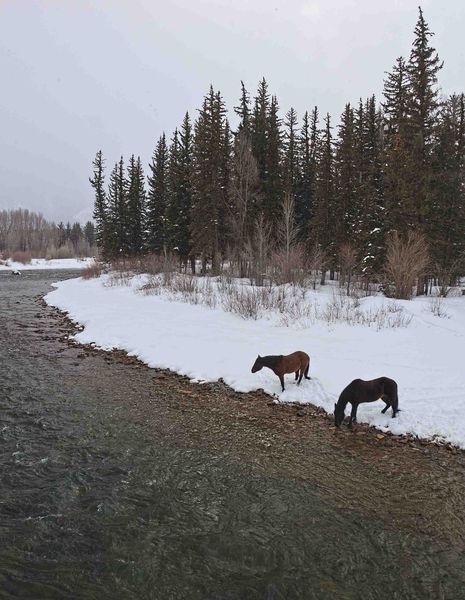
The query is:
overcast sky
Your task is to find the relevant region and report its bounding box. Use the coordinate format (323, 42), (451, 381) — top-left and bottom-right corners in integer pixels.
(1, 0), (464, 223)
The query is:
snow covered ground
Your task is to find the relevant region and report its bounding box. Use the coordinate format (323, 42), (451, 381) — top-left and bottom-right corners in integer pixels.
(0, 258), (94, 271)
(45, 273), (465, 448)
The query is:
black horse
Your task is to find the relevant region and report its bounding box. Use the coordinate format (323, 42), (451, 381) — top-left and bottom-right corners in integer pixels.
(334, 377), (399, 428)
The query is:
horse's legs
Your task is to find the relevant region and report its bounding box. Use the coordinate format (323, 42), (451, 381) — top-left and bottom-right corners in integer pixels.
(391, 394), (399, 418)
(295, 370), (299, 381)
(298, 369), (304, 384)
(279, 375), (285, 392)
(304, 364), (311, 380)
(381, 401), (390, 414)
(348, 403), (358, 428)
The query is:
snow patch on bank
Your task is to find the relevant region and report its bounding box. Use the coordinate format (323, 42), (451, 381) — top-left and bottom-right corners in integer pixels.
(0, 258), (94, 271)
(45, 274), (465, 448)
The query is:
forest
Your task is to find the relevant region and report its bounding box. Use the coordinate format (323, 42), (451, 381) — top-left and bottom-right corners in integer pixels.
(90, 8), (465, 297)
(0, 208), (96, 262)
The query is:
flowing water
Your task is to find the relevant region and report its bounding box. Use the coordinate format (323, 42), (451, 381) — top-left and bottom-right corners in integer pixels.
(1, 270), (465, 600)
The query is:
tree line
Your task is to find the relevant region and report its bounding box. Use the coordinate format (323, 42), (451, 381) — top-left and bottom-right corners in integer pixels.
(90, 8), (465, 288)
(0, 208), (96, 261)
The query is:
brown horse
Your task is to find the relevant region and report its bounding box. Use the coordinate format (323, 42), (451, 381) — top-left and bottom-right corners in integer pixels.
(334, 377), (399, 428)
(251, 351), (311, 392)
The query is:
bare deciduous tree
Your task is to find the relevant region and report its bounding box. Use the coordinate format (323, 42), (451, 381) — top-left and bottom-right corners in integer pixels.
(244, 213), (272, 286)
(306, 243), (327, 290)
(273, 192), (303, 284)
(339, 243), (358, 295)
(383, 231), (429, 299)
(229, 131), (260, 277)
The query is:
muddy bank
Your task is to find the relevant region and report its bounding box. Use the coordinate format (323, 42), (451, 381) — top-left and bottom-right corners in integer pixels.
(1, 270), (465, 599)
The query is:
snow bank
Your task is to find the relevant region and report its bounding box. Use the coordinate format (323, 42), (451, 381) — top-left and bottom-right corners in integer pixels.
(45, 275), (465, 448)
(0, 258), (94, 271)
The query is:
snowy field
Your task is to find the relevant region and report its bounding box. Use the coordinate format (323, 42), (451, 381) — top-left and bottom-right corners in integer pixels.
(0, 258), (94, 271)
(45, 273), (465, 448)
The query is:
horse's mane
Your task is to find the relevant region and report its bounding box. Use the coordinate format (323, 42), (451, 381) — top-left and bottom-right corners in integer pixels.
(261, 355), (283, 369)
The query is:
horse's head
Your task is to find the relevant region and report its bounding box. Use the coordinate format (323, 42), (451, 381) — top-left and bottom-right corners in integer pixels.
(251, 355), (263, 373)
(334, 402), (345, 427)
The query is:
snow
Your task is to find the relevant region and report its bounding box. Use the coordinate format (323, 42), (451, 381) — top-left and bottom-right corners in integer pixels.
(0, 258), (94, 271)
(45, 274), (465, 448)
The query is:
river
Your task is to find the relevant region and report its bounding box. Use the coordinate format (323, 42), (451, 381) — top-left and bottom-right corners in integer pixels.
(1, 270), (465, 599)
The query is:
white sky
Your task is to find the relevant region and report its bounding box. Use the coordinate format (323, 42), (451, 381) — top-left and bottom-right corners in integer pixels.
(1, 0), (464, 223)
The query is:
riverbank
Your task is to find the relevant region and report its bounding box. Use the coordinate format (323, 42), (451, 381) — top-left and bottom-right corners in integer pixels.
(45, 272), (465, 448)
(0, 257), (93, 271)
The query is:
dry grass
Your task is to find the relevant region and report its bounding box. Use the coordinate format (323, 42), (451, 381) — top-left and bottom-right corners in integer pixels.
(81, 261), (104, 279)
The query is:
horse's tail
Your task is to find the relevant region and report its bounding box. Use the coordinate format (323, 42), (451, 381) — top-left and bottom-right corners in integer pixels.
(389, 379), (399, 414)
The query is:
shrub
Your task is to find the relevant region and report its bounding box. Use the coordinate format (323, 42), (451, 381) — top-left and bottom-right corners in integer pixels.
(81, 261), (103, 279)
(383, 231), (429, 299)
(11, 250), (32, 264)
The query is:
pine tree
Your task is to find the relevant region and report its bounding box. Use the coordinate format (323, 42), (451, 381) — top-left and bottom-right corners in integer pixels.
(107, 157), (128, 257)
(405, 7), (443, 243)
(359, 97), (384, 275)
(383, 56), (409, 132)
(251, 78), (270, 205)
(126, 155), (146, 255)
(191, 87), (229, 273)
(165, 129), (181, 255)
(313, 113), (335, 278)
(57, 221), (66, 247)
(430, 93), (465, 274)
(296, 108), (319, 240)
(219, 116), (233, 258)
(234, 81), (251, 134)
(84, 221), (95, 247)
(335, 103), (357, 247)
(265, 95), (283, 228)
(70, 222), (83, 249)
(89, 150), (108, 254)
(146, 134), (169, 254)
(166, 113), (194, 267)
(382, 56), (414, 234)
(282, 107), (299, 200)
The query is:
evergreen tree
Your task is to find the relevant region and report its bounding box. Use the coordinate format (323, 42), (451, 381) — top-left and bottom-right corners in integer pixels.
(84, 221), (95, 247)
(282, 107), (299, 200)
(335, 103), (357, 247)
(250, 78), (270, 204)
(313, 113), (335, 277)
(107, 157), (128, 256)
(57, 221), (66, 247)
(89, 150), (108, 253)
(296, 108), (319, 240)
(166, 113), (194, 266)
(234, 81), (251, 134)
(126, 155), (146, 255)
(382, 56), (414, 234)
(406, 7), (443, 238)
(146, 133), (169, 254)
(383, 56), (409, 132)
(191, 87), (229, 273)
(70, 222), (83, 249)
(265, 95), (283, 228)
(219, 116), (233, 258)
(430, 93), (465, 273)
(359, 96), (384, 275)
